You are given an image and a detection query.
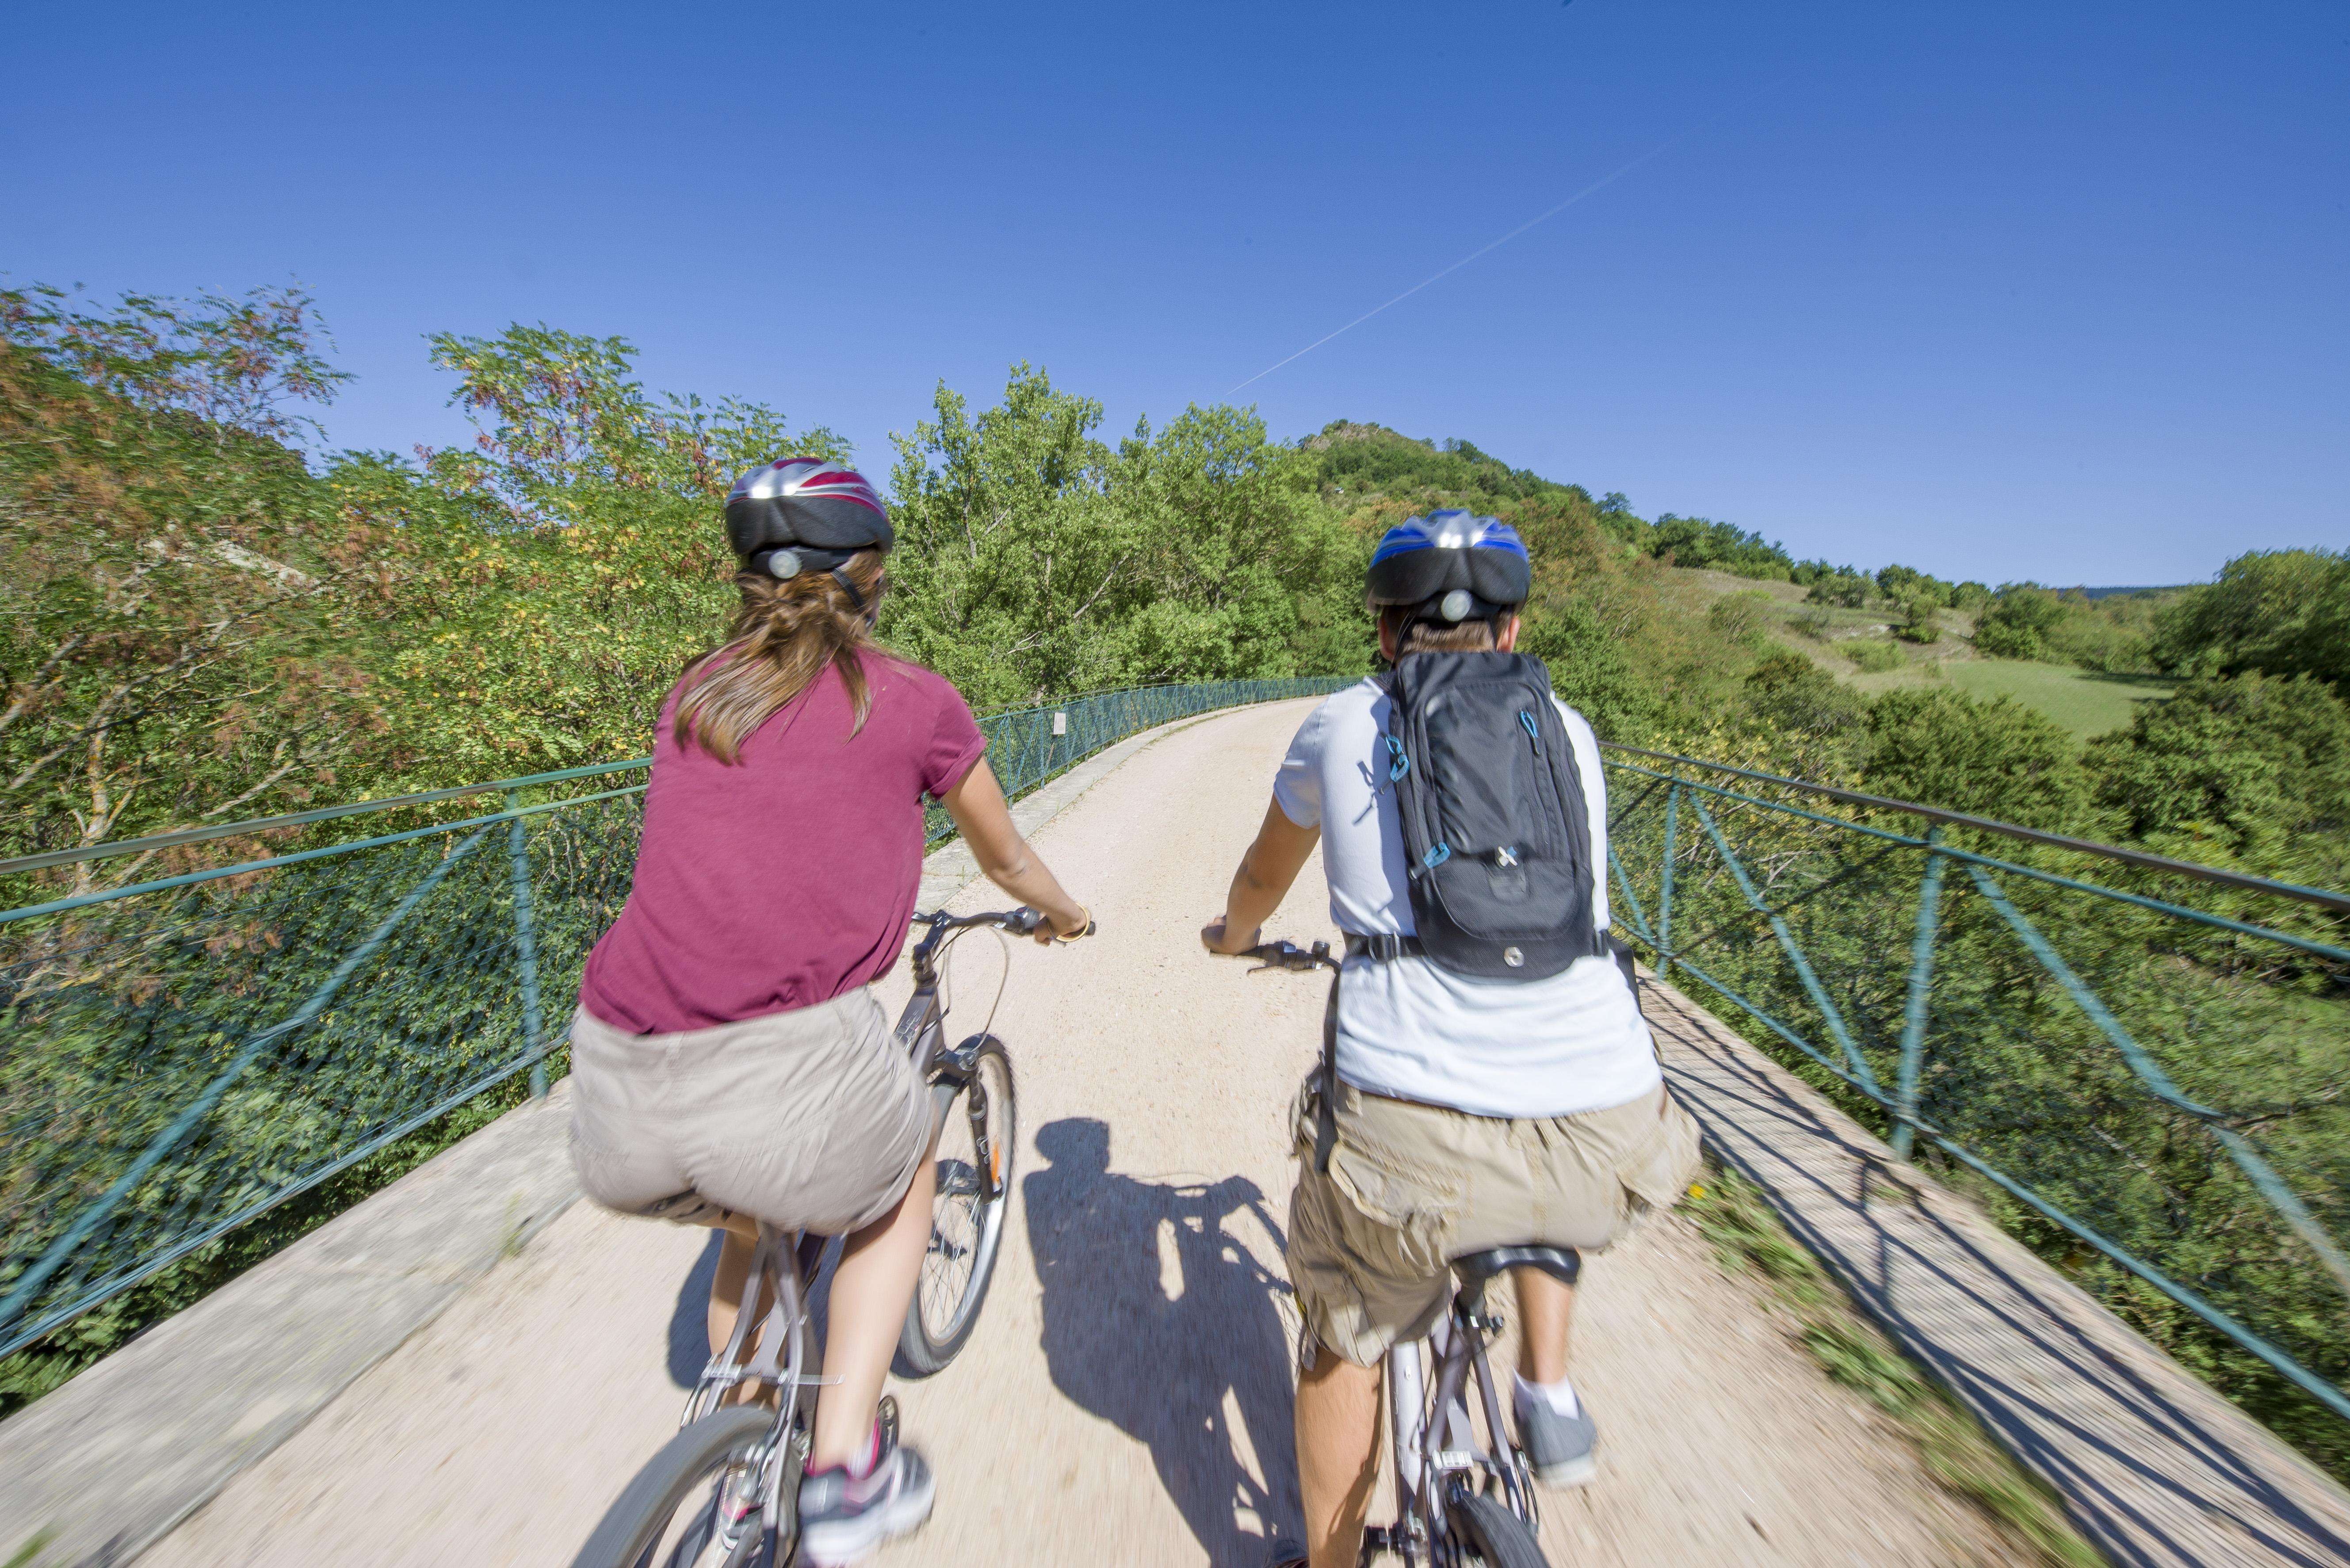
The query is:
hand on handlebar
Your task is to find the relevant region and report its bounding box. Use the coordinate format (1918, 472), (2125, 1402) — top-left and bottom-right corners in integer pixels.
(1200, 916), (1261, 957)
(1013, 904), (1096, 945)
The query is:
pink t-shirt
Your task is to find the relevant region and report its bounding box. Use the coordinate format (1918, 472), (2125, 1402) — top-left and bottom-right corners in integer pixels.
(579, 654), (986, 1034)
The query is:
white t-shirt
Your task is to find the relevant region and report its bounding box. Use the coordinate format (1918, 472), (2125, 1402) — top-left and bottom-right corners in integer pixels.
(1272, 675), (1660, 1119)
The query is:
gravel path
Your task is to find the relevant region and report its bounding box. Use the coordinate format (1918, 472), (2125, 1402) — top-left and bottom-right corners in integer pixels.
(142, 698), (2026, 1567)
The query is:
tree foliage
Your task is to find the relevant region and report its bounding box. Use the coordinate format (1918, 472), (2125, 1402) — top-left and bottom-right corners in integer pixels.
(2152, 548), (2350, 690)
(887, 370), (1368, 707)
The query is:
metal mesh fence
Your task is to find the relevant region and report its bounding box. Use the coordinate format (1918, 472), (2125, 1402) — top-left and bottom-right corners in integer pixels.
(1602, 746), (2350, 1457)
(0, 676), (1349, 1358)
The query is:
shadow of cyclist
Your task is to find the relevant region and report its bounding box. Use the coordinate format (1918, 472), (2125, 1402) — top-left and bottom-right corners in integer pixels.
(1025, 1117), (1302, 1564)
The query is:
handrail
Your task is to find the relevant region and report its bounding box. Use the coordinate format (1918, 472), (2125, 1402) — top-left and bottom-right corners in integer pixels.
(1597, 741), (2350, 912)
(1601, 751), (2350, 1446)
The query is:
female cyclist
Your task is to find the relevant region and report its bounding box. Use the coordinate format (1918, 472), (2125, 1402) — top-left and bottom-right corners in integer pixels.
(567, 458), (1090, 1567)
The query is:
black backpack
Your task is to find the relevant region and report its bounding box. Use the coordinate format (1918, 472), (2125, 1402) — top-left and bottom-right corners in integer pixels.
(1380, 650), (1606, 980)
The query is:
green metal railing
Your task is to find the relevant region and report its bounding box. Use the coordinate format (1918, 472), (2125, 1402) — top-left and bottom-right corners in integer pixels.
(0, 675), (1349, 1358)
(1603, 743), (2350, 1438)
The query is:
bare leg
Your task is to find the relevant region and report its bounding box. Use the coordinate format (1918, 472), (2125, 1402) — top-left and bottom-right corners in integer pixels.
(1513, 1270), (1574, 1385)
(706, 1218), (763, 1357)
(1296, 1343), (1383, 1568)
(811, 1156), (935, 1469)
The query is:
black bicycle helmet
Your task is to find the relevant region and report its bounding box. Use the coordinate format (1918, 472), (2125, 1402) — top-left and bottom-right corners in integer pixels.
(1367, 509), (1532, 633)
(724, 458), (894, 583)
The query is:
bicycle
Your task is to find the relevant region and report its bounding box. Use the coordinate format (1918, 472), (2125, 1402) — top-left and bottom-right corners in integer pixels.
(1240, 939), (1559, 1568)
(571, 905), (1081, 1568)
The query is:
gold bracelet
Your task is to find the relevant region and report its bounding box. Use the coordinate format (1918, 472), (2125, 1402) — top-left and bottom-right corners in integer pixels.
(1058, 904), (1093, 942)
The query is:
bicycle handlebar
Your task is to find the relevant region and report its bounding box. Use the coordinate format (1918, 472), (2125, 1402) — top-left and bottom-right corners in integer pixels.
(1234, 938), (1338, 974)
(913, 907), (1096, 942)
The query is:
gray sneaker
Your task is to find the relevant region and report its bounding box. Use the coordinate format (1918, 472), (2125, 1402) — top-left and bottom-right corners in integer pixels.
(1514, 1394), (1598, 1487)
(797, 1428), (936, 1566)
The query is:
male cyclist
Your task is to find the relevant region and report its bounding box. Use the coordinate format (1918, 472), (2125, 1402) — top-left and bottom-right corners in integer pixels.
(1201, 511), (1700, 1568)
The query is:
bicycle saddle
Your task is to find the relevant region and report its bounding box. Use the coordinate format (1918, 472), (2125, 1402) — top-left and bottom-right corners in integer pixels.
(1452, 1244), (1582, 1289)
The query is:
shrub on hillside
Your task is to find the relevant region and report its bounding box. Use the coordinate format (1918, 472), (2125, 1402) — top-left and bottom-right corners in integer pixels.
(2151, 547), (2350, 690)
(1806, 569), (1873, 608)
(1849, 638), (1906, 673)
(1974, 584), (2152, 671)
(1742, 651), (1864, 740)
(1707, 590), (1774, 649)
(2087, 673), (2350, 879)
(1900, 596), (1942, 644)
(1521, 600), (1654, 743)
(1864, 687), (2090, 828)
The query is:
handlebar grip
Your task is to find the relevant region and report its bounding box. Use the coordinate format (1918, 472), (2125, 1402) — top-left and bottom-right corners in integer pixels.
(1081, 917), (1098, 938)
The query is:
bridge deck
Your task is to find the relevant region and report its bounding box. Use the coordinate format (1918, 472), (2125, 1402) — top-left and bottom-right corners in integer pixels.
(9, 698), (2331, 1566)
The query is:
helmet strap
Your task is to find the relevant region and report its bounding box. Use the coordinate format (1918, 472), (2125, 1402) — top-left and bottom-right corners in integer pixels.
(829, 565), (866, 612)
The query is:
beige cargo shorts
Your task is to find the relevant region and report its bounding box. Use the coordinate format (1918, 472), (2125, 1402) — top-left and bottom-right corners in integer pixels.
(1287, 1076), (1702, 1367)
(568, 988), (931, 1238)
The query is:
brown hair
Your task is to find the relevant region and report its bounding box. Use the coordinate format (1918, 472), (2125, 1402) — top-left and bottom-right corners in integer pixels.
(1382, 606), (1516, 656)
(673, 550), (888, 763)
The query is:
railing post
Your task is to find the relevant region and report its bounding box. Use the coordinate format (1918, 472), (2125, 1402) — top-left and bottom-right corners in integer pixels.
(1892, 827), (1946, 1160)
(505, 789), (548, 1098)
(1657, 779), (1681, 985)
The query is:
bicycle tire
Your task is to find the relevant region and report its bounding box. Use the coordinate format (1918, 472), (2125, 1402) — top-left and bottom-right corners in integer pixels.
(1448, 1490), (1551, 1568)
(895, 1035), (1016, 1377)
(570, 1407), (783, 1568)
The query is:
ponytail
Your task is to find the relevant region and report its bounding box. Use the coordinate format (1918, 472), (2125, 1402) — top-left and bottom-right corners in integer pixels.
(673, 549), (888, 762)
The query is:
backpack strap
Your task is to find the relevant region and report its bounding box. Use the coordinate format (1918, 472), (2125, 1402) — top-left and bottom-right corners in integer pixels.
(1344, 932), (1427, 962)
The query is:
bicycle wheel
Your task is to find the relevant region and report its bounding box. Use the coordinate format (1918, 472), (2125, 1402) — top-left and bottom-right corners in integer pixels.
(896, 1034), (1016, 1376)
(1446, 1490), (1550, 1568)
(570, 1407), (789, 1568)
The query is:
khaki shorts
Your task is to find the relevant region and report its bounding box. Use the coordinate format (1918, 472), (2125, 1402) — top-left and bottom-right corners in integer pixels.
(1287, 1077), (1702, 1366)
(567, 989), (931, 1237)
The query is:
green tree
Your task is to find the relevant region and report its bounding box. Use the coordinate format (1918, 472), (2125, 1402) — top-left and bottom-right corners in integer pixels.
(888, 368), (1367, 706)
(1900, 595), (1942, 645)
(0, 283), (390, 871)
(2088, 672), (2350, 883)
(1973, 584), (2067, 660)
(2152, 548), (2350, 689)
(1520, 601), (1653, 743)
(1875, 564), (1952, 607)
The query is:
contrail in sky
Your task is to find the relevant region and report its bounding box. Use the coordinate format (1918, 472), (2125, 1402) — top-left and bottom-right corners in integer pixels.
(1225, 80), (1791, 397)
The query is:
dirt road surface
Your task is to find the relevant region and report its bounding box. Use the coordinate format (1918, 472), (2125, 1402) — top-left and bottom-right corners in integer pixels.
(143, 698), (2024, 1567)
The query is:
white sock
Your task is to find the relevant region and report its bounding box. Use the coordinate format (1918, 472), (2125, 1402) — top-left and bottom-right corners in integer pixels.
(1514, 1370), (1580, 1420)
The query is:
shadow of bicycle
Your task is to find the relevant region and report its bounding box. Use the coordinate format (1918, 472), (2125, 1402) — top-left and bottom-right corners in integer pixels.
(1024, 1117), (1302, 1565)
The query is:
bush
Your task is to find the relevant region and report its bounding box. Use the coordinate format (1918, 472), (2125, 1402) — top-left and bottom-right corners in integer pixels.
(1865, 687), (2090, 827)
(1708, 590), (1774, 649)
(1521, 600), (1654, 743)
(1901, 596), (1942, 644)
(1807, 570), (1872, 609)
(2088, 673), (2350, 874)
(1743, 651), (1864, 739)
(1849, 639), (1906, 673)
(2151, 548), (2350, 689)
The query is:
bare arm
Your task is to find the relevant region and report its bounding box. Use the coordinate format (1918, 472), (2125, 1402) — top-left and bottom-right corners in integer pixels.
(1201, 795), (1320, 955)
(940, 758), (1088, 942)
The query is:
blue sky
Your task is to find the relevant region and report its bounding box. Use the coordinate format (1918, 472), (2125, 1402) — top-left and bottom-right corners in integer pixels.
(5, 0), (2344, 585)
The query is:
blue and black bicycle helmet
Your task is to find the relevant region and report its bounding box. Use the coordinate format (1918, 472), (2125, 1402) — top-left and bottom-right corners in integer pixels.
(1367, 509), (1532, 633)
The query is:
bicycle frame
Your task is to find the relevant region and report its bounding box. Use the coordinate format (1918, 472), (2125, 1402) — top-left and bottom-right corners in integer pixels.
(1377, 1273), (1537, 1566)
(645, 910), (1020, 1561)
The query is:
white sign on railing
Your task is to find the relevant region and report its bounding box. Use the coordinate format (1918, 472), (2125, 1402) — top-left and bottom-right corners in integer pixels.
(1052, 711), (1067, 736)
